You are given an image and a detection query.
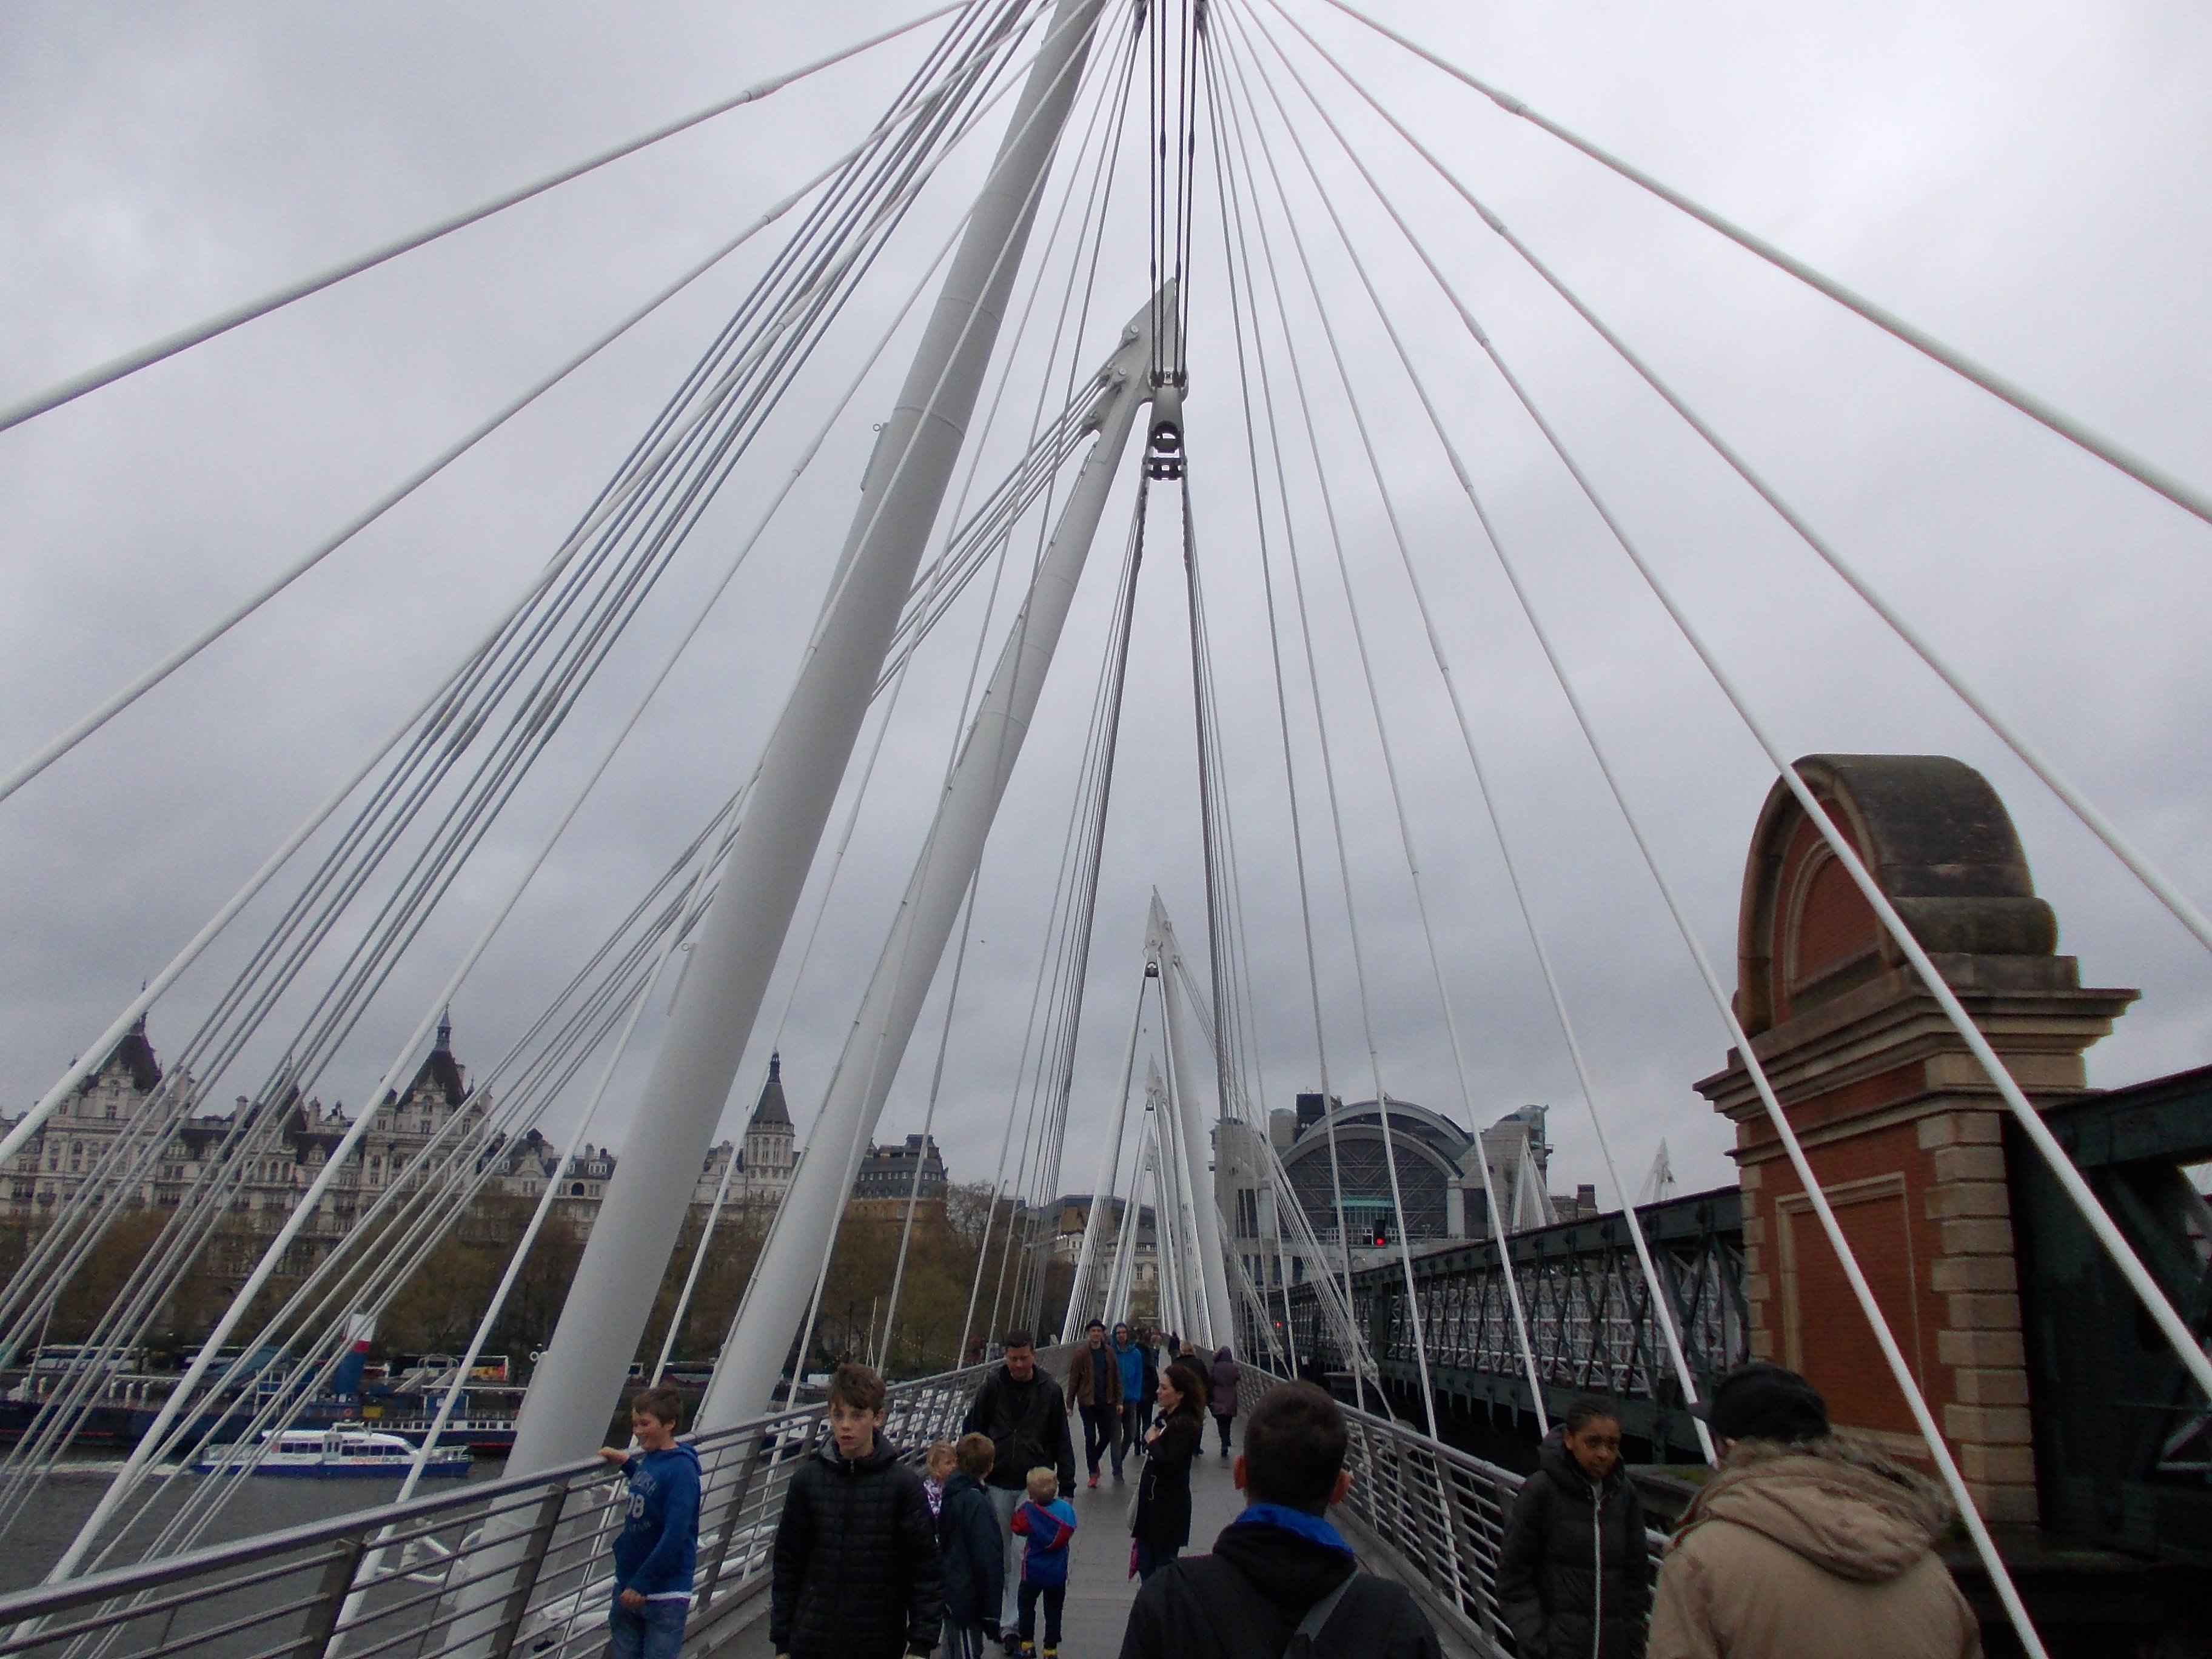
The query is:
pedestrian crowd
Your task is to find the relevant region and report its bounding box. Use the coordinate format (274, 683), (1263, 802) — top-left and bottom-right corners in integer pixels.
(600, 1335), (1982, 1659)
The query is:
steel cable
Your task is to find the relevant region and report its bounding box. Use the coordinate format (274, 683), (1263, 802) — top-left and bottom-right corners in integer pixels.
(1309, 0), (2212, 531)
(0, 4), (970, 435)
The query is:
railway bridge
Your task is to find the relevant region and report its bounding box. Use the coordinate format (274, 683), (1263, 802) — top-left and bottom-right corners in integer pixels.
(1269, 1185), (1746, 1466)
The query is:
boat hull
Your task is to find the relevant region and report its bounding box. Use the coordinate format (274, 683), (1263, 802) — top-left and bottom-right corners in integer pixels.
(193, 1458), (471, 1478)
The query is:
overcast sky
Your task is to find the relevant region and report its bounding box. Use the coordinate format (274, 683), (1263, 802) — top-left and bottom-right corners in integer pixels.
(3, 0), (2209, 1228)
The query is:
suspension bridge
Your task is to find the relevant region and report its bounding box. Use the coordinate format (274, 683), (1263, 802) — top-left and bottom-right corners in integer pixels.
(1, 2), (2208, 1655)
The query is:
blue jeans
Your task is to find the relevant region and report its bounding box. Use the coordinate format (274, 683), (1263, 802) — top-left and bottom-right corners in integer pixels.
(608, 1597), (687, 1659)
(1134, 1541), (1178, 1581)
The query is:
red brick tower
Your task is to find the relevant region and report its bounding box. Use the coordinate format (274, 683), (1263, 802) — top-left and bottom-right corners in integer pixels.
(1695, 754), (2136, 1523)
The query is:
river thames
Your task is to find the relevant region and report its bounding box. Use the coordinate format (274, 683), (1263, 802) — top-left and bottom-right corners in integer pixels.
(2, 1457), (513, 1595)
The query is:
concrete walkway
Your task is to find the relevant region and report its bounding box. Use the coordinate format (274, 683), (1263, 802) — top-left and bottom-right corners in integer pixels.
(719, 1419), (1249, 1658)
(1057, 1424), (1247, 1653)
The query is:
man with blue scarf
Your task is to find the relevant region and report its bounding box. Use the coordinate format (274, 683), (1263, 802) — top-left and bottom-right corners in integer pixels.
(1117, 1382), (1439, 1658)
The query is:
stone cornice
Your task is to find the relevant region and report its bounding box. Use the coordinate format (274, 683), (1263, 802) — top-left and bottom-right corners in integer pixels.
(1697, 961), (2136, 1153)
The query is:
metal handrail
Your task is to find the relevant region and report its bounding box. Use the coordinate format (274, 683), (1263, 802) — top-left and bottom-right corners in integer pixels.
(1238, 1367), (1667, 1657)
(1, 1350), (1672, 1659)
(0, 1358), (1005, 1659)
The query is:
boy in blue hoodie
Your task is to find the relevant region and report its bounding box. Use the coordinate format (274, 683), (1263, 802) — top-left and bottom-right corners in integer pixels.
(1009, 1467), (1077, 1658)
(597, 1386), (702, 1659)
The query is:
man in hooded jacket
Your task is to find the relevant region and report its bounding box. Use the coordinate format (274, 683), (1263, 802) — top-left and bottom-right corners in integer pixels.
(1119, 1381), (1439, 1659)
(1647, 1362), (1982, 1659)
(1111, 1323), (1147, 1472)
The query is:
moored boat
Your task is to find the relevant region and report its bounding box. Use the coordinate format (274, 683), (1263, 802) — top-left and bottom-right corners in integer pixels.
(195, 1426), (471, 1477)
(357, 1413), (517, 1453)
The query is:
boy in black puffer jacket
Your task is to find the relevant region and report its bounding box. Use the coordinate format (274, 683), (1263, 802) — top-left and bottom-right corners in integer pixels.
(1497, 1396), (1651, 1659)
(770, 1364), (944, 1659)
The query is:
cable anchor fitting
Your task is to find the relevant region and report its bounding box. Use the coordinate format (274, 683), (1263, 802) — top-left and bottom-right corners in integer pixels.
(1145, 380), (1187, 480)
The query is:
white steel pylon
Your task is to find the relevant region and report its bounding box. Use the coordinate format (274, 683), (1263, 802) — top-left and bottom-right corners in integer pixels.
(1066, 960), (1155, 1332)
(1148, 890), (1233, 1348)
(702, 287), (1160, 1426)
(1638, 1139), (1677, 1206)
(1145, 1055), (1195, 1339)
(443, 5), (1114, 1634)
(1103, 1093), (1155, 1326)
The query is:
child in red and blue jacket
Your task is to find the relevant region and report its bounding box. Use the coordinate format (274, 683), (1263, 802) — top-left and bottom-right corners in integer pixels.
(1009, 1467), (1078, 1657)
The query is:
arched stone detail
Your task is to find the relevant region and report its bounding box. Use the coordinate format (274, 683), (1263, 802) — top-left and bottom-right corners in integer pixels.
(1735, 755), (2059, 1036)
(1698, 754), (2136, 1527)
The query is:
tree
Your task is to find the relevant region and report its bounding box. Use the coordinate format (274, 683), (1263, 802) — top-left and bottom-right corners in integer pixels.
(634, 1203), (771, 1371)
(49, 1205), (169, 1342)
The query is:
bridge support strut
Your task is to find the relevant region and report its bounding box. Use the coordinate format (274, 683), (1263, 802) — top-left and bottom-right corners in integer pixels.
(700, 288), (1159, 1424)
(446, 4), (1112, 1643)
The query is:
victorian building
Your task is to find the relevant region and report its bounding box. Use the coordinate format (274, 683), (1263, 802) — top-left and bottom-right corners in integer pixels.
(0, 1020), (803, 1246)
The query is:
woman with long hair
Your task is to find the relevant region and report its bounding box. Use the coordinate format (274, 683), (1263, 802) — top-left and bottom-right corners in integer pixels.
(1130, 1358), (1208, 1581)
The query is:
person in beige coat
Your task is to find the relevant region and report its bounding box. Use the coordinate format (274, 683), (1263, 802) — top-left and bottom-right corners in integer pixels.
(1647, 1363), (1982, 1659)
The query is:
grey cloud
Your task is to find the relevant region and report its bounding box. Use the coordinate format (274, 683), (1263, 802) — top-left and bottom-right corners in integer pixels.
(2, 0), (2208, 1234)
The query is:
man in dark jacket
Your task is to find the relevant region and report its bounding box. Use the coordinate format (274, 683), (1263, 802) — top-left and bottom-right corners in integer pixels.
(1497, 1396), (1651, 1659)
(960, 1332), (1076, 1643)
(1066, 1318), (1125, 1487)
(1133, 1327), (1162, 1443)
(770, 1363), (943, 1659)
(1119, 1381), (1441, 1659)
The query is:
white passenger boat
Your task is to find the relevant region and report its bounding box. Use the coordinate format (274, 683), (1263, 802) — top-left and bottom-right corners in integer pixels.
(195, 1426), (472, 1478)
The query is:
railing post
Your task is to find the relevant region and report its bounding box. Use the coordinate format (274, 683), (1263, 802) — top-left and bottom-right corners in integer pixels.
(1425, 1444), (1467, 1620)
(292, 1538), (367, 1659)
(1468, 1466), (1504, 1651)
(691, 1435), (764, 1610)
(486, 1482), (571, 1659)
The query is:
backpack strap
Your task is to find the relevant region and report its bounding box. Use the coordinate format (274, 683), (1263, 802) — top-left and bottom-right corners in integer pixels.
(1283, 1573), (1356, 1656)
(1182, 1555), (1366, 1659)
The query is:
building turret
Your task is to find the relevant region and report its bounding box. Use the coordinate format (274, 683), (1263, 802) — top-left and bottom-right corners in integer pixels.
(742, 1053), (796, 1201)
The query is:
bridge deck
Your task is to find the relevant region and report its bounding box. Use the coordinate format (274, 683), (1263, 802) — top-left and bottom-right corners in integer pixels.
(719, 1426), (1251, 1657)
